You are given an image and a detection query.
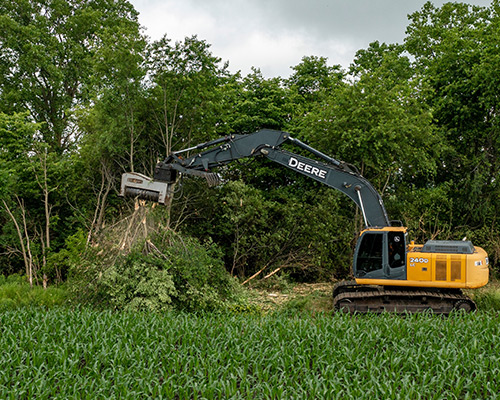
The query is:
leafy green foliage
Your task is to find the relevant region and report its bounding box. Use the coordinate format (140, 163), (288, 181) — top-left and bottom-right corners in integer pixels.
(0, 112), (83, 280)
(222, 68), (294, 133)
(405, 2), (500, 246)
(179, 176), (353, 281)
(287, 55), (345, 107)
(296, 43), (439, 193)
(98, 251), (177, 312)
(0, 0), (145, 281)
(473, 290), (500, 311)
(1, 309), (500, 398)
(0, 112), (38, 195)
(45, 229), (88, 283)
(74, 230), (239, 312)
(2, 0), (500, 286)
(0, 0), (142, 152)
(146, 35), (230, 155)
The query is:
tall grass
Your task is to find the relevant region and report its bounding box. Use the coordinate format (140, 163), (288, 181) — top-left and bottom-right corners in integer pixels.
(1, 308), (499, 399)
(471, 282), (500, 311)
(0, 276), (67, 310)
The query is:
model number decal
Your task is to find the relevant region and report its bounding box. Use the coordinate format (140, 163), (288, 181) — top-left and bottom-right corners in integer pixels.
(410, 257), (429, 264)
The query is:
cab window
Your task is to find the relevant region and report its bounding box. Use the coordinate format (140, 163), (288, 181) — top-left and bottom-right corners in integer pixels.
(388, 231), (405, 269)
(356, 233), (383, 275)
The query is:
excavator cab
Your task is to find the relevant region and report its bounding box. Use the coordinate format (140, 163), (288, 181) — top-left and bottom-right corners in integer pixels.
(353, 227), (407, 280)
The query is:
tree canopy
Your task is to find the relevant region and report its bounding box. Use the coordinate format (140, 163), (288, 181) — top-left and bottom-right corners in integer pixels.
(1, 0), (499, 286)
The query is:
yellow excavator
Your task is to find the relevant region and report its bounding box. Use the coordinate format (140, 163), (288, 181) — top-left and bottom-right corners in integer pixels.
(120, 129), (489, 313)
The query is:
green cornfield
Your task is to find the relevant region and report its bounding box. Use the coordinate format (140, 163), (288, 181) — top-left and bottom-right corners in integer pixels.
(1, 308), (499, 399)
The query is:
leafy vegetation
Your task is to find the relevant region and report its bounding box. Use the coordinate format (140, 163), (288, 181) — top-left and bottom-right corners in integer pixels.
(2, 2), (500, 398)
(1, 308), (500, 399)
(469, 282), (500, 311)
(1, 0), (499, 292)
(68, 227), (241, 312)
(0, 275), (67, 310)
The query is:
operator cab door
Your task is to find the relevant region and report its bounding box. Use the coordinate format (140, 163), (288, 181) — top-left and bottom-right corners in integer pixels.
(353, 231), (406, 280)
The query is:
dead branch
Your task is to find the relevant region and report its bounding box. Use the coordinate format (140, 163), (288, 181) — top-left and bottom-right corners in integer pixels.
(264, 267), (281, 279)
(2, 197), (36, 287)
(2, 199), (30, 282)
(19, 197), (35, 287)
(241, 265), (268, 285)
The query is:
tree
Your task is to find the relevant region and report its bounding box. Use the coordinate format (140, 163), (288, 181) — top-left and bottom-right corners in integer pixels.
(0, 0), (142, 153)
(0, 0), (145, 281)
(109, 35), (230, 229)
(298, 43), (438, 192)
(223, 68), (294, 134)
(146, 35), (230, 156)
(287, 55), (344, 104)
(0, 113), (39, 282)
(405, 1), (500, 253)
(75, 18), (147, 242)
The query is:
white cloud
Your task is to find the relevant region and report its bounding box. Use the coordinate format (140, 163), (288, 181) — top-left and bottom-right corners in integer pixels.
(135, 0), (216, 42)
(130, 0), (494, 78)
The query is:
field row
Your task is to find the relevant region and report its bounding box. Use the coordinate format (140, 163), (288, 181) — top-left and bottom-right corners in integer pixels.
(1, 308), (500, 399)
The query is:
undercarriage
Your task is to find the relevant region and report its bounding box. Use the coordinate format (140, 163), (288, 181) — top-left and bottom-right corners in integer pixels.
(332, 280), (476, 314)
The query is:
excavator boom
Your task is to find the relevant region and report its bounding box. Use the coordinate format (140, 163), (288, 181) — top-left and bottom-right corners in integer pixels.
(122, 129), (390, 227)
(120, 128), (489, 313)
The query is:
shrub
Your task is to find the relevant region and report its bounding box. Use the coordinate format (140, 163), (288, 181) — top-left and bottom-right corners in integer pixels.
(6, 273), (25, 285)
(45, 229), (88, 283)
(0, 297), (16, 311)
(74, 230), (240, 312)
(98, 250), (177, 312)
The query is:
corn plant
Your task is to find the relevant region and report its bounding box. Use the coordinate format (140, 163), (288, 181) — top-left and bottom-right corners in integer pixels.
(1, 308), (499, 399)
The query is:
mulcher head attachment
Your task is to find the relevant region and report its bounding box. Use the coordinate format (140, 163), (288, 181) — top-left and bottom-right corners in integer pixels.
(120, 169), (220, 204)
(120, 172), (171, 204)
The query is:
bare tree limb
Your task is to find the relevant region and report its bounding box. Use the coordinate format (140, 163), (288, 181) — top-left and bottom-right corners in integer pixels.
(2, 199), (30, 284)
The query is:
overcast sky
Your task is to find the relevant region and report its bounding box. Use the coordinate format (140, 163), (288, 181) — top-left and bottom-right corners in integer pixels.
(129, 0), (493, 78)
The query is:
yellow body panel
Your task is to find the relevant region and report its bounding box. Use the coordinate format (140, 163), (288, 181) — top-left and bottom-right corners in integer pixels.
(356, 245), (489, 289)
(356, 227), (489, 289)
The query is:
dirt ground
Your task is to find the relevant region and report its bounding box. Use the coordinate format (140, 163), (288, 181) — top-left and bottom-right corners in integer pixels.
(244, 279), (500, 313)
(245, 282), (334, 313)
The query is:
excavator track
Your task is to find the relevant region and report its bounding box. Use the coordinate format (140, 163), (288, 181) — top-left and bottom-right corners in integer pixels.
(332, 280), (476, 314)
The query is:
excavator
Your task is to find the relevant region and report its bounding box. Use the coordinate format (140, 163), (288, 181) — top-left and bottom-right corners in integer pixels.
(120, 129), (490, 313)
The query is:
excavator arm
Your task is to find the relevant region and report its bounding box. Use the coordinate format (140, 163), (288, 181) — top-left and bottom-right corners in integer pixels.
(121, 129), (390, 227)
(120, 128), (490, 312)
(261, 147), (389, 227)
